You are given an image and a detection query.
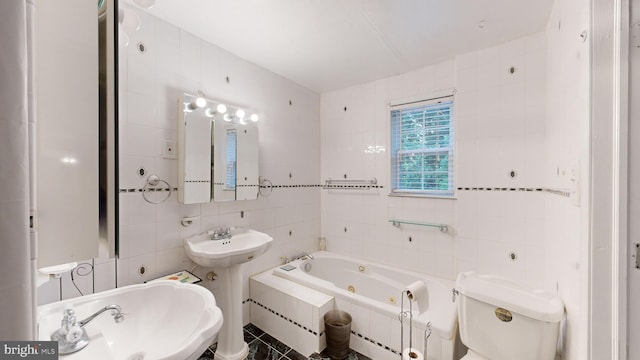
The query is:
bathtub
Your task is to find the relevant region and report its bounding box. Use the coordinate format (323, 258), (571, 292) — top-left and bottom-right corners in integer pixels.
(272, 251), (458, 358)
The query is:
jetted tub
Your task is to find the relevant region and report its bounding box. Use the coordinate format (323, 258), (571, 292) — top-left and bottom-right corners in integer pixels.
(273, 251), (458, 349)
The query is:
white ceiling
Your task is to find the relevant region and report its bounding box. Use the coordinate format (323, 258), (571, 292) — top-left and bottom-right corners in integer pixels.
(131, 0), (554, 93)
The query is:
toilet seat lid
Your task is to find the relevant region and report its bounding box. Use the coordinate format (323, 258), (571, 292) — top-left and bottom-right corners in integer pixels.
(461, 350), (489, 360)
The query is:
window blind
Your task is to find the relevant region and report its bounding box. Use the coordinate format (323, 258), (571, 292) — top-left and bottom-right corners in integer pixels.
(390, 96), (454, 197)
(225, 129), (237, 189)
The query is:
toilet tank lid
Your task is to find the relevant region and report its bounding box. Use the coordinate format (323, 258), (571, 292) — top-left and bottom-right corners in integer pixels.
(456, 272), (565, 323)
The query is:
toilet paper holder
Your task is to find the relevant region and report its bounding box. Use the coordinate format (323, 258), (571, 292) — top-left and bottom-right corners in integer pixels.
(399, 289), (432, 360)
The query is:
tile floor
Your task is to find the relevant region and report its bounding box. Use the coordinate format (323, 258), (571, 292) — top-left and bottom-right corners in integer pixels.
(198, 323), (372, 360)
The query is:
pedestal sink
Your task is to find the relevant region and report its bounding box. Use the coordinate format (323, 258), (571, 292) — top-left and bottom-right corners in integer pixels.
(184, 227), (273, 360)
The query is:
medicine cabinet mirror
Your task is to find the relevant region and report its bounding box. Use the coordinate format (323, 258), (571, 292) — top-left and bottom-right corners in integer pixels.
(178, 93), (260, 204)
(212, 120), (259, 202)
(178, 93), (213, 204)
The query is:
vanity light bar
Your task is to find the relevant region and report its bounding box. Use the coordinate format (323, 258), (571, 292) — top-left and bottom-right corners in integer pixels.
(188, 92), (260, 124)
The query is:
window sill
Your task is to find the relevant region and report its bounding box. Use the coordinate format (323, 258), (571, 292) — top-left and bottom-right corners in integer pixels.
(387, 192), (457, 200)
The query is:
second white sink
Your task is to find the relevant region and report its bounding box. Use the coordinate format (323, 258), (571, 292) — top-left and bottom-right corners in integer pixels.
(184, 228), (273, 268)
(38, 281), (223, 360)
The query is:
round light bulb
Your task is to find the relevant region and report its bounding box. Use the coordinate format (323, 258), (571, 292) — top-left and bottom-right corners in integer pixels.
(250, 114), (259, 122)
(195, 97), (207, 108)
(223, 114), (232, 122)
(235, 109), (245, 118)
(205, 108), (215, 118)
(216, 103), (227, 114)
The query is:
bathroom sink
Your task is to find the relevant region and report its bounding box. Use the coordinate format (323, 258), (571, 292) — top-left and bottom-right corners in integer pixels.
(184, 228), (273, 268)
(38, 281), (223, 360)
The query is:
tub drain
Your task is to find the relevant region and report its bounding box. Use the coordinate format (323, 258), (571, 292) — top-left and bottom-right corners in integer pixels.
(347, 285), (355, 293)
(389, 296), (396, 304)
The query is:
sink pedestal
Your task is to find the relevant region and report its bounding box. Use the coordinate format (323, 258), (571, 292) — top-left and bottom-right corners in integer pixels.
(183, 228), (273, 360)
(212, 264), (248, 360)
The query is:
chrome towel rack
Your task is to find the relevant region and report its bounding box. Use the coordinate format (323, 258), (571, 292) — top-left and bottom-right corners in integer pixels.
(389, 219), (448, 233)
(323, 178), (379, 190)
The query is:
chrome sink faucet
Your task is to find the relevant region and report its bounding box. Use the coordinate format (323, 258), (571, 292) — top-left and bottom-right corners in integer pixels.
(210, 227), (232, 240)
(52, 305), (124, 355)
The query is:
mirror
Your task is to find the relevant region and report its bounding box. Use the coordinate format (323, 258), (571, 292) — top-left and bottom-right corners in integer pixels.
(178, 93), (260, 204)
(36, 0), (117, 266)
(178, 93), (212, 204)
(213, 121), (259, 202)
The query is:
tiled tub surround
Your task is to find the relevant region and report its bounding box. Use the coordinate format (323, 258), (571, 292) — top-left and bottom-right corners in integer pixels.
(250, 270), (334, 357)
(252, 251), (458, 360)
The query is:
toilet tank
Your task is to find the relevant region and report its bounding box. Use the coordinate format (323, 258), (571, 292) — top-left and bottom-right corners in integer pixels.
(456, 272), (564, 360)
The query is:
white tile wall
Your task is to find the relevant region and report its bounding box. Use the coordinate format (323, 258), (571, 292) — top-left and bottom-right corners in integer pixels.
(38, 7), (321, 310)
(321, 21), (588, 360)
(115, 7), (321, 296)
(543, 1), (590, 359)
(320, 33), (553, 288)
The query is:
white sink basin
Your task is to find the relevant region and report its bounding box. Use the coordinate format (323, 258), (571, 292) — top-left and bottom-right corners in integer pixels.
(38, 281), (223, 360)
(184, 228), (273, 268)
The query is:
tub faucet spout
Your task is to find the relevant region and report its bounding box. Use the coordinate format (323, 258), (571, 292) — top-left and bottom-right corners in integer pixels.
(292, 252), (314, 261)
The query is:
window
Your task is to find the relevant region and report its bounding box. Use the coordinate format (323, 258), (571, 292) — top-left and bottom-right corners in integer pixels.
(225, 129), (237, 189)
(390, 96), (454, 197)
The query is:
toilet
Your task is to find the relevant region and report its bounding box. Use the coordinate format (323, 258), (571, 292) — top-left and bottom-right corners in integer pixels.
(455, 272), (564, 360)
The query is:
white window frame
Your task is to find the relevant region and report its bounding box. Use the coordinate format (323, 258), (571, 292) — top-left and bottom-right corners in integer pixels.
(389, 93), (455, 198)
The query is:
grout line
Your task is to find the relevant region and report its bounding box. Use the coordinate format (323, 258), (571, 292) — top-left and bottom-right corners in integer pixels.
(254, 336), (287, 358)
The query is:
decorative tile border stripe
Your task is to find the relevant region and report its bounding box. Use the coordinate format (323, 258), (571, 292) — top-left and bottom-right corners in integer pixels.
(119, 184), (385, 192)
(249, 298), (399, 357)
(457, 187), (543, 192)
(457, 187), (572, 198)
(259, 184), (384, 189)
(248, 298), (321, 336)
(185, 180), (210, 183)
(119, 187), (177, 193)
(351, 330), (400, 356)
(262, 184), (323, 188)
(542, 188), (572, 198)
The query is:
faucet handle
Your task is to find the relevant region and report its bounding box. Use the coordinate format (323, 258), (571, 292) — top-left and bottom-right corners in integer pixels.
(64, 324), (84, 343)
(62, 309), (76, 324)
